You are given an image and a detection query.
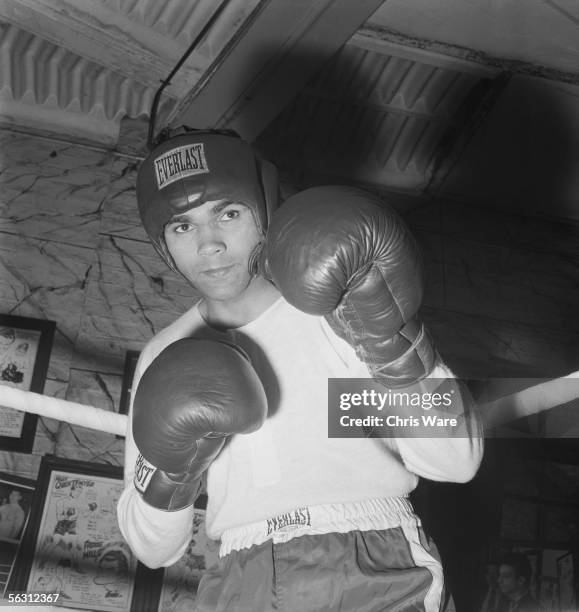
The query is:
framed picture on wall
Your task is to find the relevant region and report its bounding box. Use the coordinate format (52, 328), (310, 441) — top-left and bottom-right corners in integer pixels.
(0, 314), (56, 453)
(0, 471), (35, 598)
(6, 455), (161, 611)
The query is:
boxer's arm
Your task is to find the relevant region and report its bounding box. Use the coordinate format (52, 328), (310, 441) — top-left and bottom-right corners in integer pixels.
(258, 186), (435, 388)
(118, 337), (267, 568)
(394, 357), (484, 483)
(260, 186), (482, 481)
(122, 349), (147, 488)
(118, 344), (194, 568)
(328, 329), (483, 483)
(117, 487), (193, 568)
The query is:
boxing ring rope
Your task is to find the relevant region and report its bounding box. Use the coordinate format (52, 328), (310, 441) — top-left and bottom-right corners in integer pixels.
(1, 386), (127, 437)
(1, 373), (578, 437)
(479, 371), (579, 429)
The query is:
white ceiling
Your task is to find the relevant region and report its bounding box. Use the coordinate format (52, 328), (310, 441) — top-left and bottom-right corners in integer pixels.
(1, 0), (578, 219)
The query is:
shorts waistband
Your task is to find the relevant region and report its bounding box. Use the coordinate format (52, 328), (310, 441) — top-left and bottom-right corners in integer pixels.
(219, 497), (419, 557)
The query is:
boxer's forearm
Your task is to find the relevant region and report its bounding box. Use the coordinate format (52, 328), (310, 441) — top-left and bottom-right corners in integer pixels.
(116, 485), (193, 569)
(390, 357), (484, 483)
(397, 433), (483, 483)
(118, 376), (194, 568)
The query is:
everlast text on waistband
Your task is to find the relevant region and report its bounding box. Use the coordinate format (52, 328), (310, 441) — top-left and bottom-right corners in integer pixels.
(154, 143), (210, 190)
(266, 507), (312, 535)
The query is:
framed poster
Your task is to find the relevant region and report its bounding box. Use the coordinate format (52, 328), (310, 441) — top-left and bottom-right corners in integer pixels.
(0, 471), (35, 597)
(7, 455), (161, 611)
(0, 314), (56, 452)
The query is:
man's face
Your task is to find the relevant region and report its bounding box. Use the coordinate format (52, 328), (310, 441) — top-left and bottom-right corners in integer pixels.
(498, 564), (524, 597)
(164, 199), (262, 303)
(15, 343), (29, 356)
(0, 329), (14, 350)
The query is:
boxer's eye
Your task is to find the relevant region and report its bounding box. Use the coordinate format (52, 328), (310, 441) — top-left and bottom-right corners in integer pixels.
(173, 223), (195, 233)
(220, 208), (241, 221)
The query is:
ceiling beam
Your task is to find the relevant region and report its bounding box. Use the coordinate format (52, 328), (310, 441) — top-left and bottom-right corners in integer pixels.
(0, 0), (263, 99)
(170, 0), (388, 141)
(359, 23), (579, 87)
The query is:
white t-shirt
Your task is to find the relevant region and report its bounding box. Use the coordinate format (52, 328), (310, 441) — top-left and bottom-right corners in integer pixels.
(117, 297), (483, 568)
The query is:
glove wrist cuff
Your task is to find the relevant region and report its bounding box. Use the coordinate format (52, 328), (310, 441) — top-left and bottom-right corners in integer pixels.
(140, 471), (202, 511)
(134, 453), (203, 511)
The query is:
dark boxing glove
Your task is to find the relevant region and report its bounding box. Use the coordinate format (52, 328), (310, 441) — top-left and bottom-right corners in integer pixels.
(132, 338), (267, 511)
(258, 185), (435, 387)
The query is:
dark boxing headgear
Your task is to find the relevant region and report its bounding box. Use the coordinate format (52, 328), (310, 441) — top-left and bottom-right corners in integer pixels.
(136, 130), (279, 272)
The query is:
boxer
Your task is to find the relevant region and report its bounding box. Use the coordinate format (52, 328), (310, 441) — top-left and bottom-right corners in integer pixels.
(117, 129), (483, 611)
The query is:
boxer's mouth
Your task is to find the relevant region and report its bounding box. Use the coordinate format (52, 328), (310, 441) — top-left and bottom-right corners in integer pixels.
(202, 264), (236, 278)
